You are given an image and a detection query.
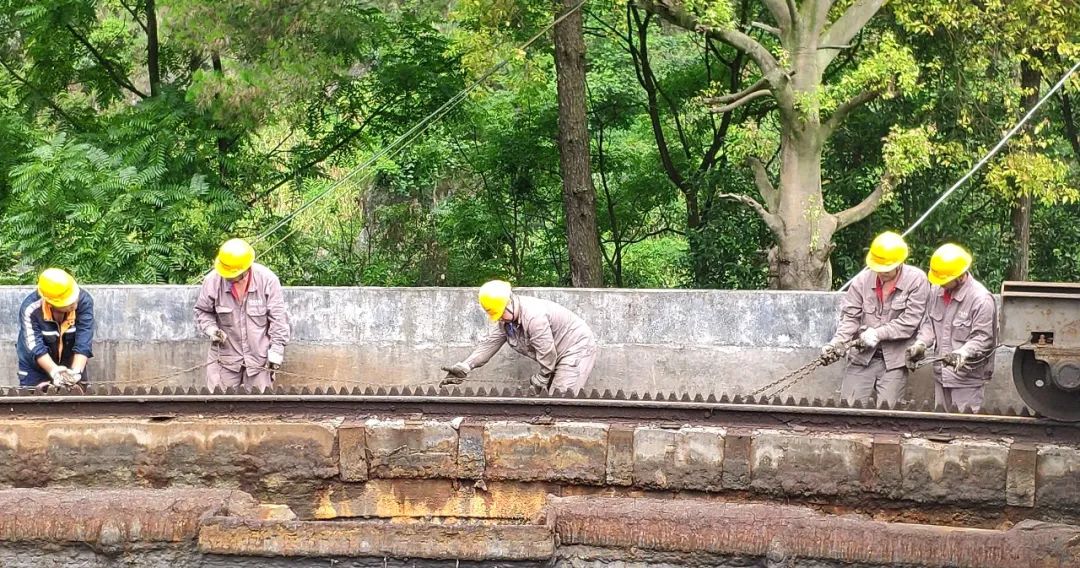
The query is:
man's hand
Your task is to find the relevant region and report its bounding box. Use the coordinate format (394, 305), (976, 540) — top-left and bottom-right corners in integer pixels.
(267, 349), (283, 370)
(49, 366), (71, 387)
(944, 348), (970, 371)
(859, 327), (881, 349)
(440, 362), (471, 379)
(529, 373), (551, 390)
(905, 341), (927, 370)
(64, 370), (83, 387)
(206, 327), (227, 345)
(819, 343), (843, 366)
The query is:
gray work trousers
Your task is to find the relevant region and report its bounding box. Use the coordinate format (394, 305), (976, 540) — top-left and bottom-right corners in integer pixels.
(206, 362), (272, 392)
(840, 355), (907, 407)
(550, 345), (598, 392)
(935, 382), (985, 412)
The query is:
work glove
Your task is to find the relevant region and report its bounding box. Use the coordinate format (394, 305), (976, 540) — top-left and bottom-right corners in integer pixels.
(859, 327), (881, 350)
(905, 341), (927, 370)
(819, 342), (844, 366)
(267, 349), (283, 370)
(49, 366), (71, 387)
(944, 348), (971, 371)
(64, 370), (82, 387)
(529, 373), (552, 390)
(206, 327), (227, 345)
(439, 362), (471, 387)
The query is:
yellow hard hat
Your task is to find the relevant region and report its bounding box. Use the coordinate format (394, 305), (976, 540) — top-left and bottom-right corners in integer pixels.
(928, 243), (972, 286)
(478, 280), (512, 321)
(38, 268), (80, 307)
(214, 238), (255, 279)
(865, 231), (909, 272)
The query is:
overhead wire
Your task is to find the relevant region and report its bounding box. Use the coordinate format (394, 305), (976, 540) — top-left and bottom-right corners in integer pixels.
(249, 0), (589, 249)
(838, 60), (1080, 291)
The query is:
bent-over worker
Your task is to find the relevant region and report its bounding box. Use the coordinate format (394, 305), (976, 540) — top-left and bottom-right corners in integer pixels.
(194, 238), (290, 391)
(442, 280), (598, 391)
(820, 232), (930, 406)
(907, 243), (997, 412)
(16, 268), (95, 389)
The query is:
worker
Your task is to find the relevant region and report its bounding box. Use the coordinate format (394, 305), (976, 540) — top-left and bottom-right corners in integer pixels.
(906, 243), (997, 412)
(819, 232), (930, 406)
(194, 238), (290, 391)
(16, 268), (95, 389)
(441, 280), (598, 391)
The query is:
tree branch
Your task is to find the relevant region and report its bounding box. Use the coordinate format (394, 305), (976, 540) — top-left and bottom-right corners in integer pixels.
(629, 5), (687, 190)
(638, 0), (779, 78)
(823, 87), (882, 134)
(716, 192), (784, 235)
(748, 21), (780, 36)
(761, 0), (792, 30)
(117, 0), (148, 33)
(748, 156), (778, 211)
(836, 172), (894, 230)
(707, 88), (771, 113)
(0, 57), (82, 128)
(819, 0), (885, 68)
(65, 24), (148, 98)
(1060, 91), (1080, 164)
(708, 76), (769, 104)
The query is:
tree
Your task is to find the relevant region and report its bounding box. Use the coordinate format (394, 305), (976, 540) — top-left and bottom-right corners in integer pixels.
(636, 0), (929, 289)
(553, 0), (604, 286)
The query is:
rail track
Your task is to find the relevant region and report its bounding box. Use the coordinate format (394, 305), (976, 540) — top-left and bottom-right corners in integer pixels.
(4, 385), (1078, 442)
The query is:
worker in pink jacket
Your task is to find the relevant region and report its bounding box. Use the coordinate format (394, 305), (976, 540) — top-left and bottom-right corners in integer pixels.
(194, 238), (290, 391)
(442, 280), (598, 391)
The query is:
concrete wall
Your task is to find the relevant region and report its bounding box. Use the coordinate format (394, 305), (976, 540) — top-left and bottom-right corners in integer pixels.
(0, 286), (1024, 408)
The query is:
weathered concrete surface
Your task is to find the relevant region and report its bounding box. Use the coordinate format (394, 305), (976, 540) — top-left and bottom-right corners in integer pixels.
(750, 431), (873, 497)
(631, 427), (726, 491)
(0, 488), (256, 547)
(198, 517), (555, 560)
(361, 418), (459, 479)
(0, 420), (338, 496)
(0, 286), (1025, 409)
(1037, 445), (1080, 514)
(309, 479), (556, 521)
(901, 439), (1009, 505)
(484, 422), (608, 484)
(548, 497), (1080, 568)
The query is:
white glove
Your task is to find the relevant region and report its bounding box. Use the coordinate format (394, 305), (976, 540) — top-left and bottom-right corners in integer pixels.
(530, 373), (551, 390)
(441, 362), (471, 379)
(64, 370), (82, 387)
(859, 327), (881, 349)
(206, 327), (227, 344)
(49, 366), (71, 387)
(946, 347), (971, 371)
(267, 349), (284, 369)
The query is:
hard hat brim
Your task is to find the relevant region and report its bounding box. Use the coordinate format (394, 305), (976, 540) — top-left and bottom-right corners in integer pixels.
(865, 251), (903, 273)
(928, 269), (960, 287)
(215, 259), (250, 280)
(45, 284), (80, 308)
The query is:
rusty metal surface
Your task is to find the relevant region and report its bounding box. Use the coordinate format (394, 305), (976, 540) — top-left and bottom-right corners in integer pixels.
(0, 489), (256, 547)
(198, 517), (554, 560)
(1001, 281), (1080, 347)
(549, 497), (1080, 568)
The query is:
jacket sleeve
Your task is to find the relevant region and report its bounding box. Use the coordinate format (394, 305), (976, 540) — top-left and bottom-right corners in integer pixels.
(265, 274), (290, 353)
(193, 275), (218, 334)
(960, 296), (997, 357)
(526, 316), (558, 376)
(830, 284), (864, 345)
(464, 327), (507, 369)
(876, 276), (930, 341)
(20, 300), (49, 359)
(73, 294), (95, 358)
(916, 302), (936, 348)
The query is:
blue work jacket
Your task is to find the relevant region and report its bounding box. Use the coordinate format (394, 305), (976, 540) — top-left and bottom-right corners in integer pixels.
(16, 290), (95, 386)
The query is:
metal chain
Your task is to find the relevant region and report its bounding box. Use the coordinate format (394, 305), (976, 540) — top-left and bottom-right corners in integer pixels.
(749, 357), (824, 398)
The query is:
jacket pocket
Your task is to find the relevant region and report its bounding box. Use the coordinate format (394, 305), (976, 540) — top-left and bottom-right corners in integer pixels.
(215, 306), (235, 328)
(246, 304), (268, 328)
(952, 310), (973, 342)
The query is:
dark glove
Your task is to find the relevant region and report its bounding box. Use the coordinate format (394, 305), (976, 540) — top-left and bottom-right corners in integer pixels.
(207, 328), (227, 345)
(905, 341), (927, 370)
(819, 343), (843, 366)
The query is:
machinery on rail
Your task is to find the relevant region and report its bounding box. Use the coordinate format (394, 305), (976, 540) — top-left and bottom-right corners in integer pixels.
(1001, 281), (1080, 421)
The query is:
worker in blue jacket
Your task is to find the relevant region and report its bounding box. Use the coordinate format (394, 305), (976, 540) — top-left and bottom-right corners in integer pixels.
(16, 268), (95, 389)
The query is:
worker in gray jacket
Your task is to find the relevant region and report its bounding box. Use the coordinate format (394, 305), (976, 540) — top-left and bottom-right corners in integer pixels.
(907, 243), (997, 412)
(821, 232), (930, 406)
(442, 280), (598, 391)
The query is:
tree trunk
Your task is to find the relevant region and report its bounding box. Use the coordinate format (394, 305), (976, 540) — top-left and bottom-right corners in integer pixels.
(1007, 59), (1041, 281)
(553, 0), (603, 287)
(769, 130), (835, 289)
(145, 0), (160, 97)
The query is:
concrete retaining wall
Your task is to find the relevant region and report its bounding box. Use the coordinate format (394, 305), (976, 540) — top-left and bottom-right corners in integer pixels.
(0, 286), (1022, 407)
